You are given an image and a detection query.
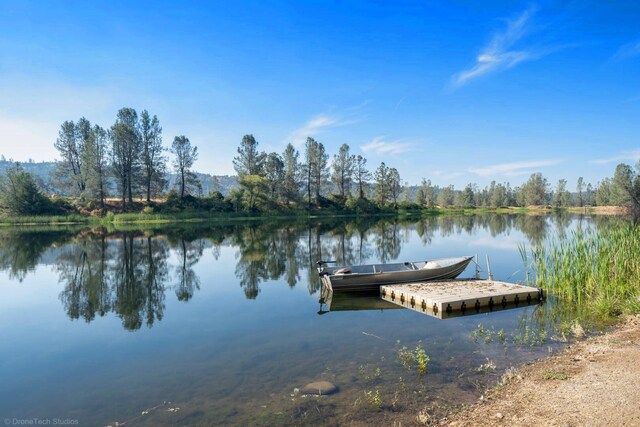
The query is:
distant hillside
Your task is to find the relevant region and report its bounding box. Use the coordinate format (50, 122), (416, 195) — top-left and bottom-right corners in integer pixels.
(0, 160), (58, 193)
(171, 173), (238, 196)
(0, 159), (56, 180)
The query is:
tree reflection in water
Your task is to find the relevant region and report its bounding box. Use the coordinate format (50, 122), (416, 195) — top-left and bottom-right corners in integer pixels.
(58, 232), (112, 323)
(56, 232), (170, 330)
(0, 229), (72, 282)
(173, 238), (203, 302)
(0, 213), (591, 330)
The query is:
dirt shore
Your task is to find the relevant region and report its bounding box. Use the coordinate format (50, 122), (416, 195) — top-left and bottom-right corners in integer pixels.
(440, 314), (640, 427)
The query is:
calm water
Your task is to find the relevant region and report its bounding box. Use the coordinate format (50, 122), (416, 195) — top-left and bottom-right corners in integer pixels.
(0, 213), (619, 426)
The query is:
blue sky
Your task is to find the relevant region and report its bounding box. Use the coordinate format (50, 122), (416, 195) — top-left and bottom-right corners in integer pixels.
(1, 1), (639, 189)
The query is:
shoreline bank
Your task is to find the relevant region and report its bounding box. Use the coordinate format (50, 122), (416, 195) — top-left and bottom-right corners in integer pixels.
(0, 205), (630, 227)
(438, 314), (640, 426)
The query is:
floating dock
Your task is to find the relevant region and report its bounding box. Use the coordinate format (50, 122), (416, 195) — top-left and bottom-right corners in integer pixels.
(380, 279), (543, 319)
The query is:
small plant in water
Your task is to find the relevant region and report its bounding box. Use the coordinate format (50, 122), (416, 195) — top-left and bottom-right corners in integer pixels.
(512, 324), (547, 347)
(470, 324), (485, 343)
(471, 323), (498, 344)
(398, 345), (413, 370)
(397, 342), (430, 376)
(364, 389), (382, 410)
(358, 364), (367, 377)
(391, 376), (406, 409)
(477, 358), (497, 373)
(358, 364), (382, 381)
(414, 344), (429, 375)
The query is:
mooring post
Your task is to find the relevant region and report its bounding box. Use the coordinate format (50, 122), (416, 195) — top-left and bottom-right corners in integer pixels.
(486, 254), (493, 281)
(475, 254), (479, 279)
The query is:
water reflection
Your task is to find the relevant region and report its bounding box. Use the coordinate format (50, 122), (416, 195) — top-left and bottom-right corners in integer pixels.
(57, 233), (170, 330)
(0, 229), (72, 281)
(172, 237), (203, 301)
(318, 284), (402, 314)
(0, 213), (620, 330)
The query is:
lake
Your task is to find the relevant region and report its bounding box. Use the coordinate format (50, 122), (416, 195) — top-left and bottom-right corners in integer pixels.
(0, 213), (621, 426)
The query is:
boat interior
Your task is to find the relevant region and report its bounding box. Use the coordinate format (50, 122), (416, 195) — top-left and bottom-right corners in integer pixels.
(330, 262), (417, 275)
(326, 257), (468, 276)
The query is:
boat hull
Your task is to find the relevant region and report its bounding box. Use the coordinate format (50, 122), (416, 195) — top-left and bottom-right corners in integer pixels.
(320, 256), (474, 292)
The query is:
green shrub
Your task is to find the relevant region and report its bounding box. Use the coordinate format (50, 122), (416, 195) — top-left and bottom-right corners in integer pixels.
(0, 163), (58, 215)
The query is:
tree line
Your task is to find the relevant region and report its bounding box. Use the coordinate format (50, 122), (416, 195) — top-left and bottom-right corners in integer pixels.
(53, 108), (199, 208)
(0, 106), (639, 215)
(229, 134), (402, 211)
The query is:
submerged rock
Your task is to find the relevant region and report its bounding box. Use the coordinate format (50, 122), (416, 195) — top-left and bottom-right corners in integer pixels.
(301, 380), (338, 395)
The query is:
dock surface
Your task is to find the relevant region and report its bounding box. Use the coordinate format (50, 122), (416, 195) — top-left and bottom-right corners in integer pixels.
(380, 279), (543, 319)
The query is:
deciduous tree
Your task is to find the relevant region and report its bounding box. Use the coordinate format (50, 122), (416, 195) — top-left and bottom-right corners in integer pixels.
(110, 108), (141, 206)
(82, 125), (109, 207)
(388, 167), (401, 205)
(282, 143), (301, 204)
(552, 179), (570, 207)
(522, 173), (548, 206)
(171, 135), (200, 198)
(354, 155), (371, 199)
(264, 152), (285, 202)
(374, 162), (390, 205)
(437, 185), (454, 208)
(595, 178), (611, 206)
(303, 137), (328, 204)
(54, 120), (85, 195)
(233, 134), (266, 177)
(611, 163), (639, 208)
(139, 110), (166, 202)
(331, 143), (355, 199)
(576, 177), (584, 207)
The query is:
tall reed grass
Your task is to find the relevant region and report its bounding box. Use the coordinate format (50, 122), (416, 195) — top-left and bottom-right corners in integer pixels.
(524, 224), (640, 319)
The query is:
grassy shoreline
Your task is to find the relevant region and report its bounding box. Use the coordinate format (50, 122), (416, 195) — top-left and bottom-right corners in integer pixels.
(524, 223), (640, 322)
(0, 205), (627, 227)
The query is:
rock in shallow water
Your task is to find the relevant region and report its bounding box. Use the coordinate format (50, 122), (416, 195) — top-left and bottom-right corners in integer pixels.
(301, 381), (338, 396)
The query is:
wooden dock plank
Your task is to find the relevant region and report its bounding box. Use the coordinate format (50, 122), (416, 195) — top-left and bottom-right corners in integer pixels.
(380, 279), (543, 319)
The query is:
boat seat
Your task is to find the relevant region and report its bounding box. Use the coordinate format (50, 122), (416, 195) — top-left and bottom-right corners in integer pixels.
(423, 261), (442, 269)
(334, 268), (352, 275)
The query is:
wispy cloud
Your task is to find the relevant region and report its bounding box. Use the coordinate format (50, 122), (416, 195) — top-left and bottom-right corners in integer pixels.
(451, 8), (547, 88)
(287, 114), (343, 148)
(344, 99), (373, 113)
(613, 40), (640, 61)
(590, 150), (640, 165)
(286, 103), (367, 148)
(469, 159), (561, 177)
(360, 136), (413, 156)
